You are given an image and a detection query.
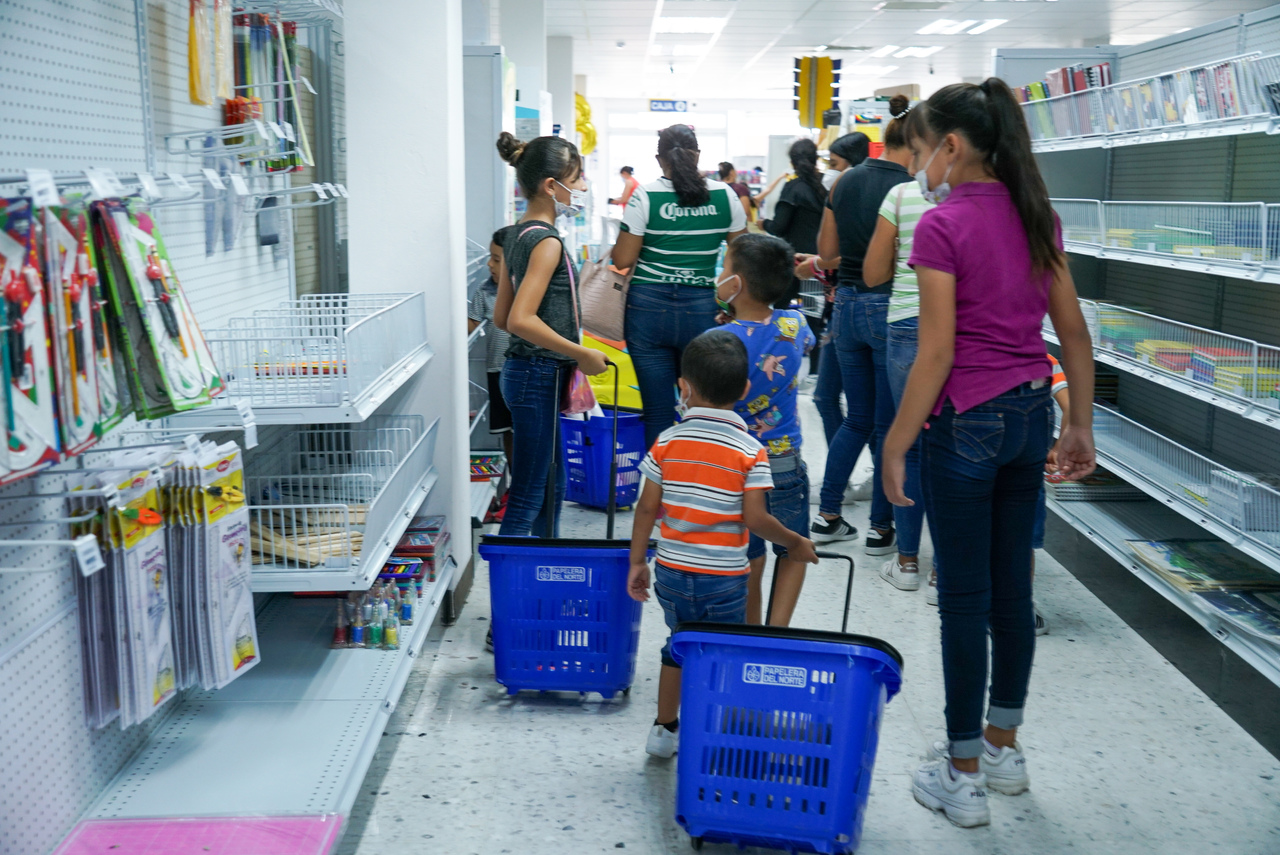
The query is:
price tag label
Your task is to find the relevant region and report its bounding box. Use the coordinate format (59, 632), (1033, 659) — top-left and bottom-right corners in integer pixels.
(228, 174), (250, 196)
(201, 168), (226, 190)
(167, 172), (193, 192)
(334, 184), (349, 198)
(253, 119), (270, 140)
(235, 400), (258, 448)
(268, 121), (285, 140)
(84, 167), (127, 199)
(301, 75), (318, 95)
(73, 534), (105, 577)
(281, 122), (297, 142)
(311, 183), (329, 200)
(25, 168), (62, 207)
(136, 171), (163, 201)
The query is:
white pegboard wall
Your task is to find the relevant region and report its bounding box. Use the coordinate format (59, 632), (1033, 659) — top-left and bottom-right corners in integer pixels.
(0, 0), (147, 173)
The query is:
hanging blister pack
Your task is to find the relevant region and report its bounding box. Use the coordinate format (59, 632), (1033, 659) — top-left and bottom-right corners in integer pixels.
(199, 441), (258, 688)
(44, 204), (102, 455)
(0, 198), (61, 484)
(91, 200), (225, 418)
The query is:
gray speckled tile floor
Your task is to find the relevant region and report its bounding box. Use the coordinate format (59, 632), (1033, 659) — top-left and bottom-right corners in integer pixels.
(338, 402), (1280, 855)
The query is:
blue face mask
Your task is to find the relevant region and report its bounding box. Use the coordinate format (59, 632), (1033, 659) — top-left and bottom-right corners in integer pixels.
(914, 142), (954, 205)
(554, 180), (588, 217)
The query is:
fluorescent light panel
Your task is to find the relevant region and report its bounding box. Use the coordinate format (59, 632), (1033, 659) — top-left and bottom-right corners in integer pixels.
(967, 19), (1007, 34)
(917, 19), (977, 35)
(654, 16), (726, 34)
(870, 45), (900, 57)
(893, 46), (944, 58)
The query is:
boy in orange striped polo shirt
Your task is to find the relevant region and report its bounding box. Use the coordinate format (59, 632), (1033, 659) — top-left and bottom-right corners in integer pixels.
(628, 329), (818, 758)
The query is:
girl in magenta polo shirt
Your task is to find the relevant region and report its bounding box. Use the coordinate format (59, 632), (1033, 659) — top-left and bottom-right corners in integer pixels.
(880, 79), (1097, 828)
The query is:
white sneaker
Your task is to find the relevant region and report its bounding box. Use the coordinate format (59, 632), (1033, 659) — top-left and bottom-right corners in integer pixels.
(844, 479), (872, 503)
(926, 572), (938, 606)
(1034, 606), (1049, 637)
(912, 759), (990, 827)
(931, 739), (1030, 796)
(645, 724), (678, 758)
(879, 557), (922, 591)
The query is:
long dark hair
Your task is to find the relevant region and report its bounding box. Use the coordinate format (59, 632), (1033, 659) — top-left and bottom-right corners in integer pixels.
(496, 131), (582, 199)
(657, 124), (709, 207)
(911, 79), (1060, 275)
(883, 94), (911, 150)
(717, 161), (735, 182)
(828, 132), (870, 168)
(788, 138), (824, 199)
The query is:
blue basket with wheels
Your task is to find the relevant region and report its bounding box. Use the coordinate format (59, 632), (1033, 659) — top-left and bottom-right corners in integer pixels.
(670, 623), (904, 854)
(561, 409), (646, 510)
(479, 536), (649, 698)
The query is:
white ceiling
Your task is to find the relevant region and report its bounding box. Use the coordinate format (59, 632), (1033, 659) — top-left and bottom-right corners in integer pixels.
(547, 0), (1279, 100)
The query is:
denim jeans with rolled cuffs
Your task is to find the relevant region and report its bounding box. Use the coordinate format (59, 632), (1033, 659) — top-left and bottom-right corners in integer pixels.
(498, 355), (569, 538)
(624, 281), (720, 449)
(921, 380), (1053, 759)
(747, 455), (810, 561)
(886, 318), (926, 559)
(818, 289), (894, 534)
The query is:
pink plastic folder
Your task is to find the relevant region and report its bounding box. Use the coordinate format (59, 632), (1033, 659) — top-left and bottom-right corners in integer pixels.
(53, 816), (343, 855)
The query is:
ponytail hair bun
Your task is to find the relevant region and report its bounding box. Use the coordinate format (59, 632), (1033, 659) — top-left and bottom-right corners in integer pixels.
(496, 131), (526, 166)
(657, 124), (711, 208)
(889, 94), (910, 117)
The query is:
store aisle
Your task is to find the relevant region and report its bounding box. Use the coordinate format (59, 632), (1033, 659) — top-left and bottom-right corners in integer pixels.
(340, 407), (1280, 855)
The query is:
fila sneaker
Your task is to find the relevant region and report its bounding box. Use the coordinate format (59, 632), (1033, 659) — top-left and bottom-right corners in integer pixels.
(912, 759), (990, 828)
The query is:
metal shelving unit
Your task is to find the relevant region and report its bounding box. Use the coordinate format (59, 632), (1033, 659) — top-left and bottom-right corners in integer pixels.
(88, 557), (455, 824)
(1044, 302), (1280, 430)
(1091, 404), (1280, 570)
(1047, 497), (1280, 686)
(247, 416), (440, 592)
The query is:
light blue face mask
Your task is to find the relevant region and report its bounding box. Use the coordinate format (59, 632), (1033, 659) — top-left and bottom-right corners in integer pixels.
(554, 180), (588, 217)
(914, 142), (954, 205)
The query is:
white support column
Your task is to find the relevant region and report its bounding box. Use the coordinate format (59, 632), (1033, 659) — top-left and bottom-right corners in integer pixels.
(344, 0), (470, 580)
(500, 0), (548, 137)
(546, 35), (574, 137)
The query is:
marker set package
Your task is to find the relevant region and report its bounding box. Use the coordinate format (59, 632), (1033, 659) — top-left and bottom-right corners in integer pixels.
(72, 441), (260, 730)
(0, 198), (62, 485)
(91, 199), (225, 419)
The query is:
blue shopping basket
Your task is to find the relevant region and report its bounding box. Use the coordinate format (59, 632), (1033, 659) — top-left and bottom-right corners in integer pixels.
(561, 409), (645, 511)
(670, 554), (904, 854)
(479, 536), (649, 698)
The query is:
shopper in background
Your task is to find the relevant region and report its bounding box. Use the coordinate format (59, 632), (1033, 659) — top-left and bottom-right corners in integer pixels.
(761, 139), (825, 257)
(467, 225), (519, 474)
(627, 329), (818, 759)
(860, 98), (934, 597)
(493, 132), (609, 538)
(718, 161), (757, 223)
(608, 165), (639, 208)
(823, 131), (871, 191)
(880, 79), (1096, 828)
(716, 234), (817, 627)
(810, 96), (915, 553)
(610, 124), (748, 448)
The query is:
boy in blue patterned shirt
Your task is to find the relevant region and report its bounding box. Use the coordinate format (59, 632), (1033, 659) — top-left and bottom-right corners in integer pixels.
(716, 234), (817, 626)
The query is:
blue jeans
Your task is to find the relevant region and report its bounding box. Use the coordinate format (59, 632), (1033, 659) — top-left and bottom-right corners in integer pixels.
(886, 318), (926, 558)
(818, 290), (893, 532)
(624, 281), (720, 449)
(654, 562), (748, 668)
(813, 341), (844, 445)
(1032, 486), (1047, 551)
(499, 355), (569, 537)
(921, 382), (1053, 759)
(747, 457), (810, 560)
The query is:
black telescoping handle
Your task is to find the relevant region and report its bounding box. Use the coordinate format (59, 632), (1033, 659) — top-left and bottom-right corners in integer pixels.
(764, 550), (856, 633)
(604, 359), (619, 539)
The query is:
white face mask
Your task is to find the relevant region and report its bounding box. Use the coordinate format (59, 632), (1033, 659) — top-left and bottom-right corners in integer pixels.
(914, 142), (954, 205)
(554, 180), (588, 217)
(715, 273), (742, 313)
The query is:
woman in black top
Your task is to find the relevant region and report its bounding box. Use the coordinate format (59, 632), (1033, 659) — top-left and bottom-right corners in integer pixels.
(762, 138), (825, 255)
(493, 131), (608, 538)
(810, 95), (914, 551)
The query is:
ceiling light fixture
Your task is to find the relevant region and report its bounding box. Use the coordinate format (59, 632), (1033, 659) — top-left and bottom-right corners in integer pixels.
(653, 16), (727, 34)
(815, 44), (829, 51)
(917, 19), (977, 35)
(967, 19), (1007, 34)
(870, 45), (901, 57)
(893, 45), (944, 57)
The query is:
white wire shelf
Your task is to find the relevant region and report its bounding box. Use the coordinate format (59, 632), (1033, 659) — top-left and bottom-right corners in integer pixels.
(797, 278), (825, 320)
(1047, 496), (1280, 687)
(1091, 404), (1280, 571)
(468, 379), (489, 436)
(87, 562), (454, 824)
(470, 479), (496, 524)
(1025, 52), (1280, 152)
(246, 415), (439, 592)
(1052, 198), (1280, 281)
(170, 293), (432, 426)
(1043, 300), (1280, 431)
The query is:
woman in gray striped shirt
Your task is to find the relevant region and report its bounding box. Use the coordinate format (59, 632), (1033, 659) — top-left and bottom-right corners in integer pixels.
(610, 124), (748, 447)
